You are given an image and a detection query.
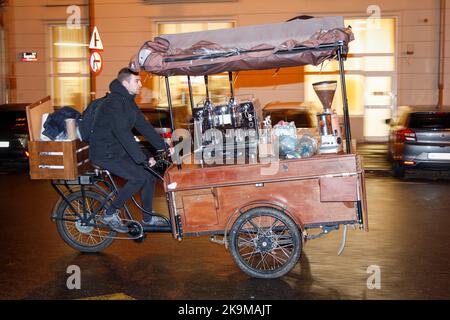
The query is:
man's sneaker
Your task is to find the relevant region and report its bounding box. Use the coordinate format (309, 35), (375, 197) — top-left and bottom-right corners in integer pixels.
(100, 210), (129, 233)
(142, 215), (169, 227)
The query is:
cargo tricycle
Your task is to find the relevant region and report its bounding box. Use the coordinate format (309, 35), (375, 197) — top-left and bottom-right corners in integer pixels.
(28, 16), (367, 279)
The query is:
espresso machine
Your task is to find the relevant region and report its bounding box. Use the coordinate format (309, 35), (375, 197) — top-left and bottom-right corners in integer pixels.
(193, 74), (260, 163)
(313, 81), (343, 154)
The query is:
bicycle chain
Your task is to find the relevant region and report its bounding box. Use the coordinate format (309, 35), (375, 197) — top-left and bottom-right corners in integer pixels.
(86, 218), (145, 241)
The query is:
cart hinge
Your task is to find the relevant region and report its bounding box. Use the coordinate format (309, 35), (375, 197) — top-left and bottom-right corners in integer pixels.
(176, 215), (183, 240)
(210, 234), (226, 246)
(305, 224), (339, 240)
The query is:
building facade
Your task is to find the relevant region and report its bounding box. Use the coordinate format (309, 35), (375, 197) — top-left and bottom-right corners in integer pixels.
(1, 0), (449, 141)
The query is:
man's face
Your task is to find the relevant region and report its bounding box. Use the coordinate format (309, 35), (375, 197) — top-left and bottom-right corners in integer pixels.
(122, 74), (142, 96)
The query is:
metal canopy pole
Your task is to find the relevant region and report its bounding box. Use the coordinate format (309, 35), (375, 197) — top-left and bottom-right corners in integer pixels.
(187, 75), (195, 114)
(165, 76), (181, 169)
(187, 76), (198, 165)
(204, 75), (210, 102)
(165, 76), (176, 137)
(228, 72), (234, 98)
(337, 45), (352, 154)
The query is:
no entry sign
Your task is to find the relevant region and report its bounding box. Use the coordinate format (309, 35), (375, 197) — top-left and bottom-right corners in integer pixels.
(89, 26), (104, 76)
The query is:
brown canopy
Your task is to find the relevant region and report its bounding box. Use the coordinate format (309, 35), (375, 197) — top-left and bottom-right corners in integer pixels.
(132, 16), (354, 77)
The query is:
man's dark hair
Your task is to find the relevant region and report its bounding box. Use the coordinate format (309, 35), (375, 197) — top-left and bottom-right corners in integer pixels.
(117, 67), (139, 83)
(287, 15), (315, 22)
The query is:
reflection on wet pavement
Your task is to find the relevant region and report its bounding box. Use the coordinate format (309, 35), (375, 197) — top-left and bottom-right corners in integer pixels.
(0, 173), (449, 299)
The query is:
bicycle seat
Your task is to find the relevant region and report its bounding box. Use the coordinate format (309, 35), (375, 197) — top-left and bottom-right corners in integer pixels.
(91, 164), (110, 175)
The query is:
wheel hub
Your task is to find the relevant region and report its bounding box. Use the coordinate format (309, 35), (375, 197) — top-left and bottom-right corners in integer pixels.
(256, 236), (275, 253)
(75, 220), (94, 234)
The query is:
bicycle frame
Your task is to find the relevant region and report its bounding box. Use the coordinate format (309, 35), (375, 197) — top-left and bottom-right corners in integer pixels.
(50, 167), (172, 233)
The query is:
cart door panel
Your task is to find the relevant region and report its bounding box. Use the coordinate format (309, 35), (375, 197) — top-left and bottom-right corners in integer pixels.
(180, 190), (220, 229)
(218, 179), (358, 226)
(319, 176), (358, 202)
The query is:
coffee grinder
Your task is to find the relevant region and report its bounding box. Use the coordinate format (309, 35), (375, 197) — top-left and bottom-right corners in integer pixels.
(313, 80), (343, 154)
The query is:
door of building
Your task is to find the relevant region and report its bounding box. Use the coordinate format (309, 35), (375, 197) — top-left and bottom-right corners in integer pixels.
(351, 18), (397, 142)
(304, 17), (397, 142)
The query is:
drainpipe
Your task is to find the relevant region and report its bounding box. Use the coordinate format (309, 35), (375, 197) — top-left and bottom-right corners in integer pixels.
(437, 0), (446, 110)
(89, 0), (96, 101)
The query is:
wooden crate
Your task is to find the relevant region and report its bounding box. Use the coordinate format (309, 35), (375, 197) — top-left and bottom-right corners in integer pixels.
(26, 96), (91, 180)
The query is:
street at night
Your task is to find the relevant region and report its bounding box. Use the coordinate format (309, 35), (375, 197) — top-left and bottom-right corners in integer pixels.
(1, 170), (449, 300)
(1, 0), (450, 307)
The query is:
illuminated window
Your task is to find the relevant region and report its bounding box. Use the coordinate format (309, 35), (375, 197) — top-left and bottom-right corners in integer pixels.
(50, 25), (90, 111)
(140, 21), (235, 111)
(304, 18), (396, 117)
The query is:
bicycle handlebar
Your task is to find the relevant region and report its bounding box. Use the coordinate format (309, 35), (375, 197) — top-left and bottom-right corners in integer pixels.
(143, 163), (165, 181)
(143, 149), (172, 181)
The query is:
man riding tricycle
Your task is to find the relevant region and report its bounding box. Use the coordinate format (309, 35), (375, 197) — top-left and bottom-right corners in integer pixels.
(26, 16), (367, 279)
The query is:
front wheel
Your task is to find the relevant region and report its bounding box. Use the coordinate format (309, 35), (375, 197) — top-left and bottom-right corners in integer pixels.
(55, 190), (116, 252)
(229, 207), (302, 279)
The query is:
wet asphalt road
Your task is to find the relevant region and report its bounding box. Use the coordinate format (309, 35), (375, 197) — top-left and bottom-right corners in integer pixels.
(0, 170), (450, 300)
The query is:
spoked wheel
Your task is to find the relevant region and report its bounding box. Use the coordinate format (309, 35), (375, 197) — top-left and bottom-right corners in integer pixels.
(56, 190), (116, 252)
(229, 207), (302, 279)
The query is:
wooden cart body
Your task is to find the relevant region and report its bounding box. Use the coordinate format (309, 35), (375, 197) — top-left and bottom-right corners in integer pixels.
(146, 17), (367, 245)
(164, 153), (368, 239)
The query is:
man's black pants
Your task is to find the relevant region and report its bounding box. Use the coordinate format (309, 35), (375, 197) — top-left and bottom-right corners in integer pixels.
(94, 156), (155, 221)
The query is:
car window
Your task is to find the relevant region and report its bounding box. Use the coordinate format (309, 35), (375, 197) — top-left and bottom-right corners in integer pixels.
(263, 110), (314, 128)
(407, 113), (450, 129)
(141, 110), (170, 128)
(0, 111), (28, 134)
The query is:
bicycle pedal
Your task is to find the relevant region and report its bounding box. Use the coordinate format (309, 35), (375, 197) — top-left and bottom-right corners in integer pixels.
(133, 234), (147, 243)
(126, 220), (144, 238)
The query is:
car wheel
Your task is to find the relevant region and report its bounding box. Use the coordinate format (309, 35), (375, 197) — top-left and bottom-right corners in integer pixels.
(393, 162), (405, 179)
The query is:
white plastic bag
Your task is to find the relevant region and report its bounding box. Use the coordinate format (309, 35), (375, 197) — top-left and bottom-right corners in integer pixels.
(273, 120), (297, 138)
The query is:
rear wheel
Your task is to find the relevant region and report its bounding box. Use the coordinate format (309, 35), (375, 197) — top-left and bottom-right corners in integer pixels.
(229, 207), (302, 279)
(56, 190), (116, 252)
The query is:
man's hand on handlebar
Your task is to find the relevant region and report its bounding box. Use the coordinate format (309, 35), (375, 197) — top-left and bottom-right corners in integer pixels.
(144, 148), (172, 180)
(147, 147), (174, 169)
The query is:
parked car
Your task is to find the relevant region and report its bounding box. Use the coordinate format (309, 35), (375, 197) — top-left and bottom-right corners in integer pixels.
(0, 104), (30, 172)
(388, 111), (450, 178)
(263, 101), (316, 129)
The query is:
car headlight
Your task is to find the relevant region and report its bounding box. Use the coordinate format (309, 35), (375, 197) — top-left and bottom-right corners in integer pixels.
(17, 136), (28, 148)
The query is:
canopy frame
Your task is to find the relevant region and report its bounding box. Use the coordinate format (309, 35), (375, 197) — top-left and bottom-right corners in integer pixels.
(163, 41), (353, 167)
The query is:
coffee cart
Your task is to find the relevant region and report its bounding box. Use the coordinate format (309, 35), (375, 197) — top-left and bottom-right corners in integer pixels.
(135, 16), (368, 278)
(32, 16), (368, 279)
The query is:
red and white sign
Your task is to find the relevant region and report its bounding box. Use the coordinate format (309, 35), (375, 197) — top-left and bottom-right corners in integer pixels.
(21, 52), (38, 62)
(89, 26), (104, 51)
(89, 51), (103, 75)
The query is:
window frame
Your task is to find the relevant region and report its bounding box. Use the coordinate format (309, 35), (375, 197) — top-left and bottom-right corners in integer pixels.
(49, 23), (90, 111)
(149, 19), (236, 109)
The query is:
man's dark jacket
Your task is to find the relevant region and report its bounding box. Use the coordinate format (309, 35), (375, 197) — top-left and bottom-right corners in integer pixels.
(89, 79), (166, 164)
